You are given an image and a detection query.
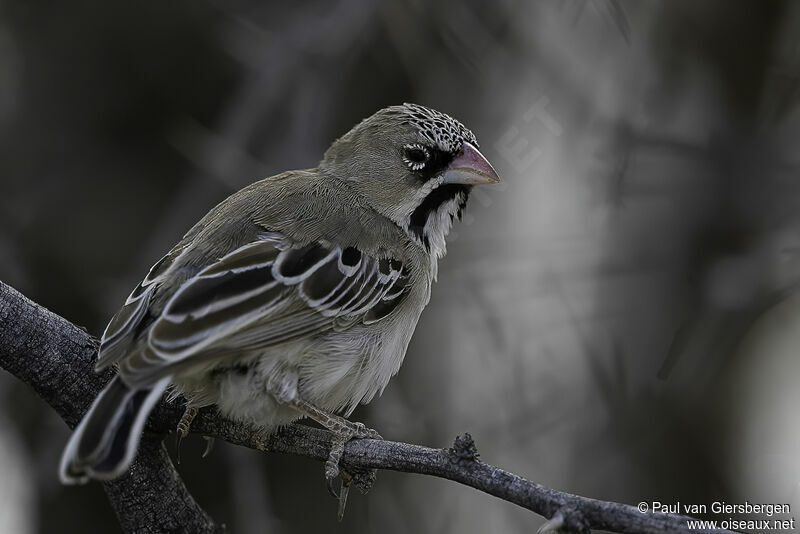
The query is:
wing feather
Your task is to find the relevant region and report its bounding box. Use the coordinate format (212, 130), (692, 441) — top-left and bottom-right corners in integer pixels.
(107, 232), (409, 386)
(96, 244), (188, 370)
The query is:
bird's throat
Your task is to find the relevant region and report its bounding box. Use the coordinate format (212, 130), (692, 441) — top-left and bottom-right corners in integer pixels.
(404, 184), (471, 258)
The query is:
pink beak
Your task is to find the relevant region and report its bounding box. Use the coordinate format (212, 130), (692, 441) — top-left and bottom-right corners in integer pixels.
(442, 141), (500, 185)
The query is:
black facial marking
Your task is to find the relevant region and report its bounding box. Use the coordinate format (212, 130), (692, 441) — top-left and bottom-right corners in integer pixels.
(404, 145), (428, 165)
(407, 184), (471, 246)
(409, 147), (455, 182)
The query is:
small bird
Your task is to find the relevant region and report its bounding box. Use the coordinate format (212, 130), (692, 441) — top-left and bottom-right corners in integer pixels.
(60, 103), (499, 497)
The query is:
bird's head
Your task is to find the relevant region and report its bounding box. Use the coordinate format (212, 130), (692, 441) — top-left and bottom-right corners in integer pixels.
(321, 103), (499, 258)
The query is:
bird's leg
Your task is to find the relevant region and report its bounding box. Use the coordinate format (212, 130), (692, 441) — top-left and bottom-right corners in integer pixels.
(290, 397), (382, 476)
(265, 370), (381, 517)
(291, 397), (382, 442)
(175, 406), (198, 464)
(287, 397), (381, 517)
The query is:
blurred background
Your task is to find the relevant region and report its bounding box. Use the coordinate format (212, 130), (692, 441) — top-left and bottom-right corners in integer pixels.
(2, 0), (800, 532)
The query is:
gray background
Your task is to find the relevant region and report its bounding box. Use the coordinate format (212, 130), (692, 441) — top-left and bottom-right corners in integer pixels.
(2, 1), (799, 532)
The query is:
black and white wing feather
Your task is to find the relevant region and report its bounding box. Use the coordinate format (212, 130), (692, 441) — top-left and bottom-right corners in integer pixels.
(97, 232), (408, 387)
(96, 244), (188, 367)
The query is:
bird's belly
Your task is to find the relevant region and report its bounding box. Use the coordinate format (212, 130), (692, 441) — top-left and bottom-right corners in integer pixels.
(173, 328), (404, 429)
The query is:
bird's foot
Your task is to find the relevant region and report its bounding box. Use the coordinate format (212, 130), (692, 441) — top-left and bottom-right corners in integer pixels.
(287, 397), (381, 519)
(175, 406), (198, 464)
(324, 420), (381, 489)
(324, 422), (381, 521)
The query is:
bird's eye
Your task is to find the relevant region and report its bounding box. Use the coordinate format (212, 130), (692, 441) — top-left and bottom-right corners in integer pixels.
(403, 143), (430, 171)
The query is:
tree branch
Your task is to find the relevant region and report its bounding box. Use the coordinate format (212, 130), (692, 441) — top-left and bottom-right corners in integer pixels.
(0, 280), (728, 534)
(0, 281), (220, 533)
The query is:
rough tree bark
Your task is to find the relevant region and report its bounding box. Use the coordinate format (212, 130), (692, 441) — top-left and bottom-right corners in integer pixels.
(0, 281), (729, 534)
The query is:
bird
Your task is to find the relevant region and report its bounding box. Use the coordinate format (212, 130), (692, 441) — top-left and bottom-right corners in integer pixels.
(59, 103), (499, 500)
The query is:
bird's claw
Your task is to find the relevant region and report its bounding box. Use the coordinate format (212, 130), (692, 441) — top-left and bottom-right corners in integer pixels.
(325, 467), (354, 521)
(323, 423), (381, 519)
(326, 474), (339, 499)
(175, 433), (183, 465)
(337, 472), (352, 522)
(538, 508), (589, 534)
(538, 513), (566, 534)
(351, 422), (382, 440)
(201, 436), (215, 458)
(325, 432), (349, 485)
(286, 397), (382, 518)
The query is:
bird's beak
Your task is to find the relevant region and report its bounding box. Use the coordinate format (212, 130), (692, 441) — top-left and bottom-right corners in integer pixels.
(441, 141), (500, 185)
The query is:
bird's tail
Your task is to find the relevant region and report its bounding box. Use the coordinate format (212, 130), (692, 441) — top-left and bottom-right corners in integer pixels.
(59, 375), (170, 484)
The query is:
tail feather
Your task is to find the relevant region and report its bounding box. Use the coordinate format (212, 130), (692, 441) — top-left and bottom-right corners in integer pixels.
(60, 375), (170, 484)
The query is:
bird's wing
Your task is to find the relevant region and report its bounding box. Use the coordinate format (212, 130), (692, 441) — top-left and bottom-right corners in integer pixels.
(96, 242), (189, 369)
(98, 232), (409, 387)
